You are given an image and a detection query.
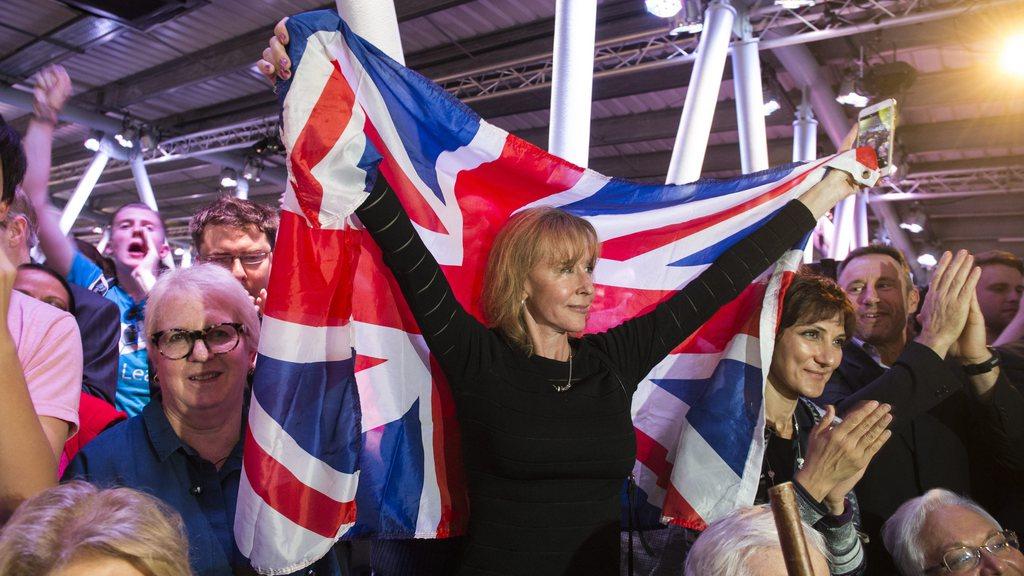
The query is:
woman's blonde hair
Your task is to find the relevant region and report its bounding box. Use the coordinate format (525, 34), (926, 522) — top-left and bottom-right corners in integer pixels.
(0, 481), (193, 575)
(481, 206), (599, 355)
(145, 263), (260, 358)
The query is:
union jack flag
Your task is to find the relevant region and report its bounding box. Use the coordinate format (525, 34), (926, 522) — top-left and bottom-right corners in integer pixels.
(234, 10), (877, 573)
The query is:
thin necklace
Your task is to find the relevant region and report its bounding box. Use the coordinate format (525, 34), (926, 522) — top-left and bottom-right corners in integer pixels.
(552, 349), (573, 393)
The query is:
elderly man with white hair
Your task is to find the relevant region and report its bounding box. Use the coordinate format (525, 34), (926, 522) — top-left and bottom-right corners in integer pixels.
(684, 505), (831, 576)
(882, 489), (1024, 575)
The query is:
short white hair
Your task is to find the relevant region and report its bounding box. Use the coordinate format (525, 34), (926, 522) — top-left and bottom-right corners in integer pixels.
(145, 263), (260, 357)
(881, 489), (1001, 576)
(684, 505), (828, 576)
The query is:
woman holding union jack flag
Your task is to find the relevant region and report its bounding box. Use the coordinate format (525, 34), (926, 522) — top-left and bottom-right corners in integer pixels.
(261, 21), (868, 575)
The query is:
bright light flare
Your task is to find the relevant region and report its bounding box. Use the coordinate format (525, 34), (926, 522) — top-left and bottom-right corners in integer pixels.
(763, 99), (781, 117)
(775, 0), (815, 8)
(1002, 34), (1024, 77)
(917, 253), (938, 267)
(836, 91), (869, 107)
(646, 0), (682, 18)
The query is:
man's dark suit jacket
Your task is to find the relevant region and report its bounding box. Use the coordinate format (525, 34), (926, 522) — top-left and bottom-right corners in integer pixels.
(989, 340), (1024, 539)
(69, 283), (119, 404)
(818, 341), (1024, 574)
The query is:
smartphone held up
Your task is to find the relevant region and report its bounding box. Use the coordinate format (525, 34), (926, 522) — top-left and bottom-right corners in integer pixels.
(856, 98), (898, 178)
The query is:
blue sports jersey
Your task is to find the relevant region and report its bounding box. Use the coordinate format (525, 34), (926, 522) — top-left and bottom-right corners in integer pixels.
(68, 252), (151, 416)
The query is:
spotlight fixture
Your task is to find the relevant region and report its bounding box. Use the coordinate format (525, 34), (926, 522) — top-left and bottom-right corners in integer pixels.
(835, 75), (869, 107)
(139, 126), (159, 152)
(646, 0), (682, 19)
(762, 82), (781, 117)
(899, 206), (926, 234)
(173, 247), (185, 256)
(220, 167), (238, 188)
(83, 135), (101, 152)
(669, 0), (703, 35)
(862, 61), (917, 98)
(775, 0), (815, 8)
(115, 125), (138, 149)
(917, 243), (940, 268)
(242, 156), (264, 182)
(1001, 33), (1024, 77)
(252, 135), (285, 157)
(91, 226), (104, 234)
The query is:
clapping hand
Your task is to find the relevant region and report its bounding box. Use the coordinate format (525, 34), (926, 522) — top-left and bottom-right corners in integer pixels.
(916, 250), (981, 360)
(795, 401), (892, 515)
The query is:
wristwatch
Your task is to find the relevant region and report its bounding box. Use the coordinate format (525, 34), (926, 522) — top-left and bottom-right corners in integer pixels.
(962, 347), (1001, 376)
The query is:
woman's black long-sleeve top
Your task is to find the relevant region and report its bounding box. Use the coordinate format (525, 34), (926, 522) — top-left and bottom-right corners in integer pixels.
(355, 176), (818, 576)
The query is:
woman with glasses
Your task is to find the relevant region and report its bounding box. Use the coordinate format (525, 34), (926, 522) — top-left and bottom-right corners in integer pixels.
(63, 264), (341, 576)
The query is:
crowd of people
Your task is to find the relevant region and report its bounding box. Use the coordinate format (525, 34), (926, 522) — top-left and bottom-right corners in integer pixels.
(0, 24), (1023, 576)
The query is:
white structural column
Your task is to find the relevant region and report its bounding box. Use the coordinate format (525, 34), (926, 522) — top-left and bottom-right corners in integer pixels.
(832, 199), (857, 260)
(548, 0), (597, 167)
(130, 153), (159, 211)
(60, 148), (110, 235)
(792, 88), (817, 163)
(792, 88), (821, 263)
(666, 0), (737, 184)
(731, 15), (768, 173)
(336, 0), (405, 64)
(853, 192), (870, 248)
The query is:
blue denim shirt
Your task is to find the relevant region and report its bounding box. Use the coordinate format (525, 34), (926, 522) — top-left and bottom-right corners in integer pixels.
(64, 401), (340, 576)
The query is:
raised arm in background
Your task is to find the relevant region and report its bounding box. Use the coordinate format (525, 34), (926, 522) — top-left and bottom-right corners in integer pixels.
(21, 65), (74, 277)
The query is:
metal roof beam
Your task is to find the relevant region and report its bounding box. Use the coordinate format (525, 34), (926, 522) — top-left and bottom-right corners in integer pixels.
(908, 156), (1024, 177)
(70, 0), (480, 112)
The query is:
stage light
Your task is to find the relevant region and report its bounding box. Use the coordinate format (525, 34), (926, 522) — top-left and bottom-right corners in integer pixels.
(84, 136), (100, 151)
(114, 126), (137, 149)
(669, 0), (703, 35)
(917, 243), (941, 268)
(670, 21), (703, 35)
(220, 167), (238, 188)
(242, 156), (264, 181)
(899, 207), (926, 234)
(835, 76), (869, 107)
(1002, 34), (1024, 77)
(139, 126), (158, 152)
(91, 226), (104, 234)
(762, 84), (781, 117)
(646, 0), (682, 18)
(173, 247), (185, 256)
(775, 0), (815, 8)
(917, 252), (938, 267)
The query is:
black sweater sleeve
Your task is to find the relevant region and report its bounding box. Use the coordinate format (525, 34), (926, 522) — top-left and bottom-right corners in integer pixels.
(589, 200), (818, 388)
(355, 176), (495, 388)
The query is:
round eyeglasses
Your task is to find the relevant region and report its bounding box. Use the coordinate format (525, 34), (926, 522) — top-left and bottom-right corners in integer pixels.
(926, 530), (1019, 574)
(151, 322), (245, 360)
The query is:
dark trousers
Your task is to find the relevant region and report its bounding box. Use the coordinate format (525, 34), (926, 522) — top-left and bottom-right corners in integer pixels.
(368, 537), (465, 575)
